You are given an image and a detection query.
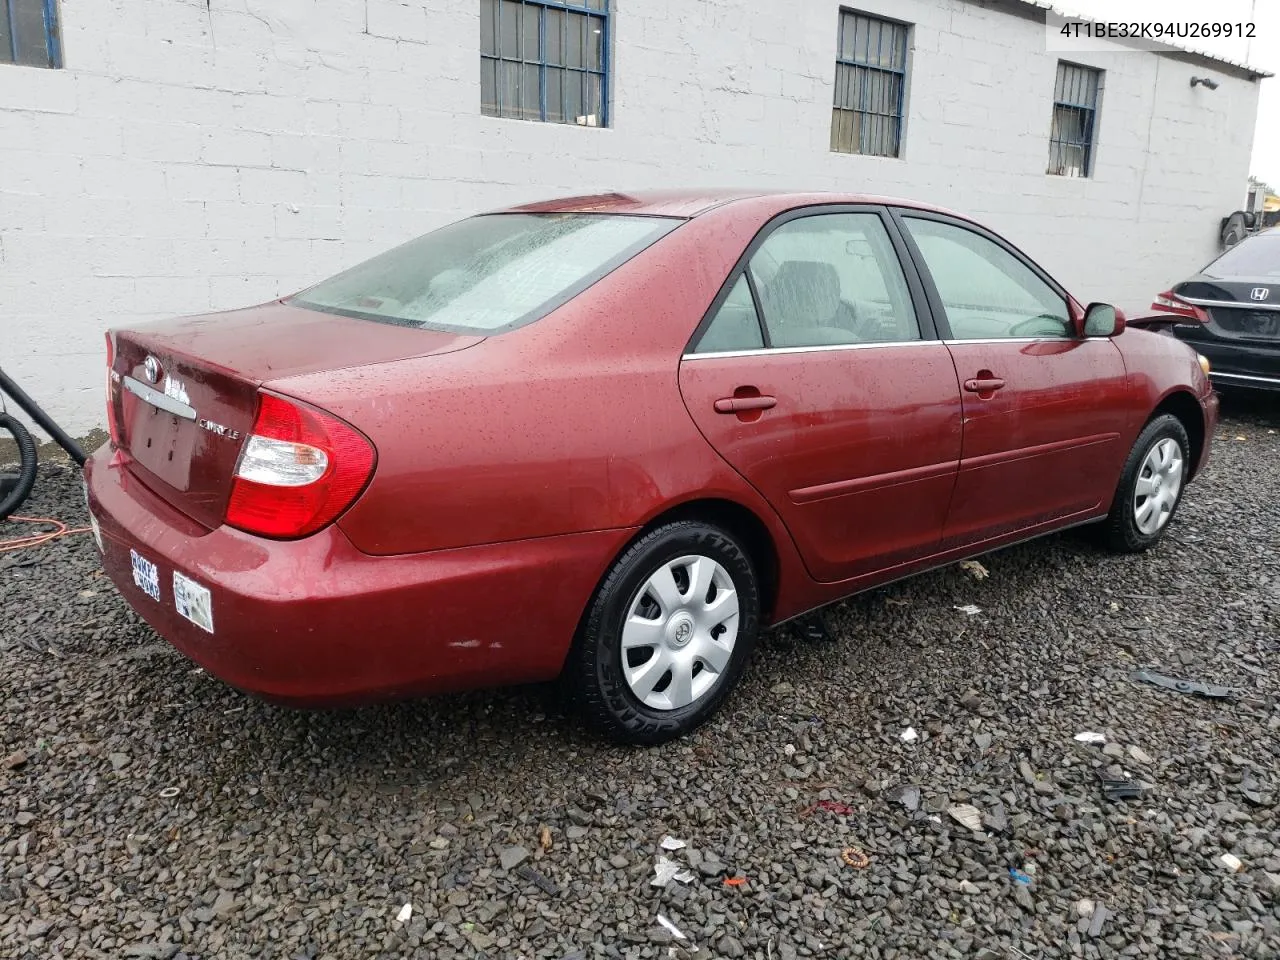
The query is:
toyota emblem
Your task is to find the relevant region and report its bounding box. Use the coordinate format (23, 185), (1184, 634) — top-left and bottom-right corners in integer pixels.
(143, 355), (161, 383)
(1251, 287), (1270, 302)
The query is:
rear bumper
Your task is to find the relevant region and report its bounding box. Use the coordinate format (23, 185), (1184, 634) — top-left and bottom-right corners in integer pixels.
(1209, 370), (1280, 392)
(1182, 336), (1280, 390)
(85, 449), (634, 705)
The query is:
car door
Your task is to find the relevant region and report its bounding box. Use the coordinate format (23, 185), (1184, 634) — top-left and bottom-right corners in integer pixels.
(678, 206), (963, 584)
(894, 211), (1130, 548)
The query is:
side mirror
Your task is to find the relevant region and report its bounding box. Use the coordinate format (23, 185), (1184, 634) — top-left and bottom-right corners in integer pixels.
(1083, 302), (1126, 337)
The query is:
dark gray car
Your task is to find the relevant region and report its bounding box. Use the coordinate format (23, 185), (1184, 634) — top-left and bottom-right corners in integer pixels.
(1151, 229), (1280, 392)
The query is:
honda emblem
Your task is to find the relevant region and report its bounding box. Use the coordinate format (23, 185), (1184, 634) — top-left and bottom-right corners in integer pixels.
(1250, 287), (1270, 302)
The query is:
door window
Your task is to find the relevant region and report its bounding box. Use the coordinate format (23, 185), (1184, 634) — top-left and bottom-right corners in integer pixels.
(747, 213), (920, 348)
(903, 217), (1071, 340)
(692, 275), (765, 353)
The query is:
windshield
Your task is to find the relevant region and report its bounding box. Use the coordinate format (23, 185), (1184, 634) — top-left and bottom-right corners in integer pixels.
(1204, 232), (1280, 278)
(291, 213), (681, 332)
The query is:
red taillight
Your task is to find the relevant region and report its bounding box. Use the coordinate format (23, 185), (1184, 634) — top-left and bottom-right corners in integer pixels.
(225, 393), (375, 539)
(104, 331), (122, 448)
(1150, 290), (1210, 323)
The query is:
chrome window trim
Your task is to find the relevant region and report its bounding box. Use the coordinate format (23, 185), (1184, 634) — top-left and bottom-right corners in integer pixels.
(681, 335), (1105, 360)
(682, 339), (937, 361)
(122, 376), (197, 421)
(941, 336), (1072, 345)
(1180, 296), (1280, 313)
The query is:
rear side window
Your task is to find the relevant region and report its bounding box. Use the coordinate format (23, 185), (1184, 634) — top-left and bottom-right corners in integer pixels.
(292, 213), (680, 333)
(748, 213), (920, 348)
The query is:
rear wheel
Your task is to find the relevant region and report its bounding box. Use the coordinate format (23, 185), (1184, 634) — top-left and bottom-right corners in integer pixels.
(572, 521), (760, 745)
(1101, 414), (1190, 553)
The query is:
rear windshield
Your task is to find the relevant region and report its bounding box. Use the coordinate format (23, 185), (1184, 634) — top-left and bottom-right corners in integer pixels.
(1204, 233), (1280, 278)
(290, 213), (681, 333)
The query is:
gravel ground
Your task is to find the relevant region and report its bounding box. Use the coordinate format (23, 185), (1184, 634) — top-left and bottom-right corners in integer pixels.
(2, 395), (1278, 960)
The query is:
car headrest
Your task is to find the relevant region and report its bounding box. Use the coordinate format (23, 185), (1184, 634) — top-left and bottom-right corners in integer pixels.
(769, 261), (842, 325)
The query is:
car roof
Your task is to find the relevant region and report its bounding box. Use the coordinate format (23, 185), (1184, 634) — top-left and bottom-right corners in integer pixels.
(500, 189), (966, 220)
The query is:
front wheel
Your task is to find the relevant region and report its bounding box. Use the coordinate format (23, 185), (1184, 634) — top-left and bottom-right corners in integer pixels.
(1101, 414), (1190, 553)
(571, 521), (761, 745)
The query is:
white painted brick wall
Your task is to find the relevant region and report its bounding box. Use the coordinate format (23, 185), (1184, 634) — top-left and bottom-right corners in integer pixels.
(0, 0), (1262, 435)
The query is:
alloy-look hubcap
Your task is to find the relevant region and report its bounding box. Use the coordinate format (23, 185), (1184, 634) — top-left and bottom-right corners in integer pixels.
(1133, 437), (1184, 535)
(620, 555), (740, 712)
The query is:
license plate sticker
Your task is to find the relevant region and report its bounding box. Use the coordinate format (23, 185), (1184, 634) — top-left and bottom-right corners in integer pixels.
(130, 549), (161, 602)
(173, 571), (214, 634)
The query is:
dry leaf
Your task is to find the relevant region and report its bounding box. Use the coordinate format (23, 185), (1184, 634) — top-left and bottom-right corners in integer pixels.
(539, 825), (552, 852)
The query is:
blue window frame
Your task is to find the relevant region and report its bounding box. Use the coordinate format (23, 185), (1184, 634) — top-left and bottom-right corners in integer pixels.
(481, 0), (608, 127)
(831, 9), (908, 158)
(1048, 62), (1101, 177)
(1, 0), (61, 68)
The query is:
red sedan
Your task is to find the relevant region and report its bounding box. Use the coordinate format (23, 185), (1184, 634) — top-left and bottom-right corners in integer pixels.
(85, 191), (1218, 743)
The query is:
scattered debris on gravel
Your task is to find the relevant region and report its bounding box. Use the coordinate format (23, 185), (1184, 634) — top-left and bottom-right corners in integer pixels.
(2, 398), (1278, 959)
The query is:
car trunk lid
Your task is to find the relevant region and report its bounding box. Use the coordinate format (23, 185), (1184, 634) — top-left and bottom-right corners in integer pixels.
(109, 301), (483, 530)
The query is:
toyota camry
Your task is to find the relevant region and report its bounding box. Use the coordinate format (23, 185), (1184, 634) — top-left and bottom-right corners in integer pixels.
(85, 191), (1219, 744)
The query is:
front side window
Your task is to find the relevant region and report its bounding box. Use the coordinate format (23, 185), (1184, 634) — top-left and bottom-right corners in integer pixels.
(481, 0), (608, 126)
(747, 213), (920, 348)
(1048, 62), (1102, 177)
(2, 0), (61, 68)
(831, 10), (909, 158)
(292, 213), (677, 333)
(903, 217), (1071, 340)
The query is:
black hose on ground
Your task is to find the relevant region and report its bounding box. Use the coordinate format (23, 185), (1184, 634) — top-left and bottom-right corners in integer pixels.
(0, 412), (39, 521)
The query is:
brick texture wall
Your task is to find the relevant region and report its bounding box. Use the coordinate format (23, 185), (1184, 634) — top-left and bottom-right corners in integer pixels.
(0, 0), (1261, 434)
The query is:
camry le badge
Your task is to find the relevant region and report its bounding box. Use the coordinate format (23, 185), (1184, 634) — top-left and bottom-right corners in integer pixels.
(143, 355), (161, 383)
(1251, 287), (1270, 301)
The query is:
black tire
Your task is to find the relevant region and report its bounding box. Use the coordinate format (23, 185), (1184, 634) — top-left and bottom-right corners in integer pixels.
(1101, 414), (1191, 553)
(571, 521), (761, 745)
(0, 412), (38, 521)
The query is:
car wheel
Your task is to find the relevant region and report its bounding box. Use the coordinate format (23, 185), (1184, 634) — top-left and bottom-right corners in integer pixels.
(572, 521), (760, 745)
(1102, 414), (1190, 553)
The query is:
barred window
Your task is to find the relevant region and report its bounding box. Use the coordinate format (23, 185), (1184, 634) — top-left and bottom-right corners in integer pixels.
(1048, 62), (1101, 177)
(2, 0), (61, 68)
(831, 10), (909, 158)
(480, 0), (608, 127)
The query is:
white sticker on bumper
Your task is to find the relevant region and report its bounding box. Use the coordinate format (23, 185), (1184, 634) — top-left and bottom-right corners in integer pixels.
(130, 550), (161, 601)
(173, 571), (214, 634)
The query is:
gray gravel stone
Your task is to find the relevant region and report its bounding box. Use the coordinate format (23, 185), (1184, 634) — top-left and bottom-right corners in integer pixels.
(498, 845), (530, 870)
(1128, 745), (1154, 765)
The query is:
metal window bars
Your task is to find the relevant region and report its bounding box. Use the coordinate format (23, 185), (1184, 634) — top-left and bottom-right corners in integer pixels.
(831, 10), (908, 158)
(481, 0), (608, 127)
(1048, 62), (1101, 177)
(1, 0), (61, 68)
